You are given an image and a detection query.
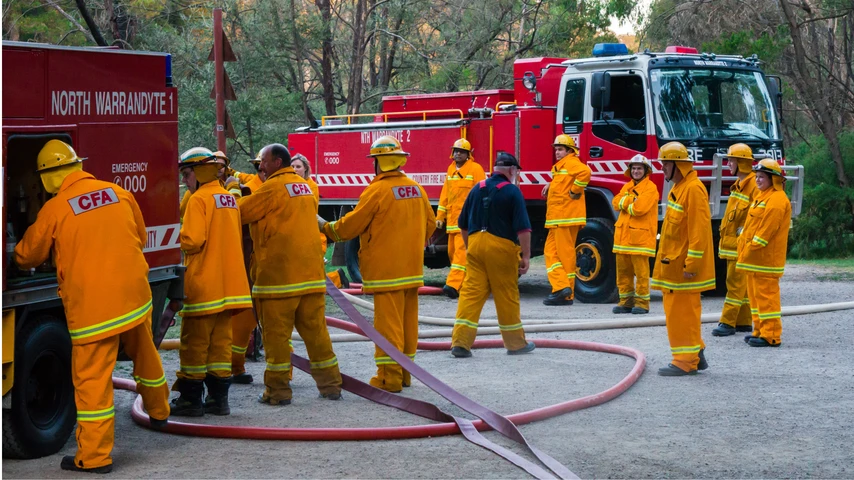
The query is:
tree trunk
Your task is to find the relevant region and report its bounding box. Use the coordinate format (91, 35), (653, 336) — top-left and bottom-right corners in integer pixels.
(347, 0), (368, 114)
(75, 0), (108, 46)
(288, 0), (317, 125)
(778, 0), (851, 190)
(315, 0), (337, 116)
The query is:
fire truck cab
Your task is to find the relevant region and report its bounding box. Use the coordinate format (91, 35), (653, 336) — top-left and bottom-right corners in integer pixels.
(2, 42), (183, 459)
(288, 44), (803, 303)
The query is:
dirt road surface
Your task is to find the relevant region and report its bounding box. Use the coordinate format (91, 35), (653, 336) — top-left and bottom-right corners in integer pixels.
(4, 262), (853, 479)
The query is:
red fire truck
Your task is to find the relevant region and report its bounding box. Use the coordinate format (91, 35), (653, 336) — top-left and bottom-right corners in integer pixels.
(2, 42), (183, 458)
(289, 44), (803, 302)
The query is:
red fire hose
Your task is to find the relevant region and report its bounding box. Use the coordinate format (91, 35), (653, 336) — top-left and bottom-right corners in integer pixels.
(339, 284), (443, 296)
(116, 336), (644, 440)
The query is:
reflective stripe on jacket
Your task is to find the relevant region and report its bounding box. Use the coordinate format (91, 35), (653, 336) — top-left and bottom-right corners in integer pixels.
(436, 159), (486, 232)
(736, 188), (791, 277)
(651, 170), (715, 292)
(612, 176), (659, 257)
(322, 171), (436, 293)
(239, 167), (326, 298)
(719, 173), (757, 259)
(545, 153), (591, 228)
(180, 181), (252, 316)
(14, 171), (152, 345)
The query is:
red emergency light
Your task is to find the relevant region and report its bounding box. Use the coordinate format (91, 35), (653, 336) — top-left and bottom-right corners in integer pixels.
(665, 46), (699, 54)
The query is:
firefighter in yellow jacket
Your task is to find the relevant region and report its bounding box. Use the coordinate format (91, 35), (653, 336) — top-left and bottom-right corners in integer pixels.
(542, 134), (591, 305)
(651, 142), (715, 376)
(179, 148), (258, 385)
(291, 153), (350, 289)
(611, 154), (659, 315)
(737, 159), (791, 347)
(436, 138), (486, 299)
(320, 136), (436, 392)
(172, 154), (252, 416)
(712, 143), (758, 336)
(240, 144), (343, 405)
(14, 140), (170, 474)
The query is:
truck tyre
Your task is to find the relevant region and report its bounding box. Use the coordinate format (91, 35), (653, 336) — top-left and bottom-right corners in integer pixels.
(3, 315), (75, 459)
(344, 237), (363, 284)
(574, 217), (619, 304)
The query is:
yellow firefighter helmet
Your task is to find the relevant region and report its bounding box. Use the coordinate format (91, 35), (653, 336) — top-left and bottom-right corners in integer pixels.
(449, 138), (473, 159)
(552, 134), (578, 151)
(754, 158), (785, 190)
(658, 141), (691, 162)
(211, 150), (230, 167)
(37, 139), (86, 172)
(367, 135), (409, 172)
(179, 147), (215, 168)
(726, 143), (754, 174)
(624, 154), (652, 178)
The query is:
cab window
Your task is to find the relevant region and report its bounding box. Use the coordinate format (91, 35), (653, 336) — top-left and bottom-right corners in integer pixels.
(592, 74), (647, 152)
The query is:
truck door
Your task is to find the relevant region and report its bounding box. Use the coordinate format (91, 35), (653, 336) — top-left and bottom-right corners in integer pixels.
(583, 72), (653, 181)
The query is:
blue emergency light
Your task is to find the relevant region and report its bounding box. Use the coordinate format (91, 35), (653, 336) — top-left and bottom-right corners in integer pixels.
(165, 53), (173, 87)
(592, 43), (629, 57)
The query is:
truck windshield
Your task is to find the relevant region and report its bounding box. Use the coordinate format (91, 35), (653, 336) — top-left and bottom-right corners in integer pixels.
(650, 68), (780, 141)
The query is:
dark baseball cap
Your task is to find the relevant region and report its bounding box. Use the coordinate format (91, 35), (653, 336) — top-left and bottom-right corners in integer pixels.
(495, 151), (520, 168)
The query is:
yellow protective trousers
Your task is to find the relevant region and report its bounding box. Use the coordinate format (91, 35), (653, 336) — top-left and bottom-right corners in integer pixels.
(747, 273), (782, 345)
(662, 291), (705, 372)
(615, 254), (651, 310)
(451, 232), (528, 351)
(257, 294), (342, 402)
(371, 288), (419, 392)
(175, 311), (232, 383)
(544, 226), (580, 298)
(720, 259), (752, 328)
(445, 232), (467, 290)
(71, 314), (169, 469)
(231, 308), (257, 375)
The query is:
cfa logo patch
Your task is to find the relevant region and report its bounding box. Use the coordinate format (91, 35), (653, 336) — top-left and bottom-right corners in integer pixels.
(392, 185), (422, 200)
(213, 194), (237, 209)
(286, 182), (313, 197)
(68, 188), (119, 215)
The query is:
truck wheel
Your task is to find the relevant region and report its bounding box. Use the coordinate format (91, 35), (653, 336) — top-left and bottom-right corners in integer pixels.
(344, 237), (363, 284)
(574, 217), (619, 304)
(2, 315), (76, 459)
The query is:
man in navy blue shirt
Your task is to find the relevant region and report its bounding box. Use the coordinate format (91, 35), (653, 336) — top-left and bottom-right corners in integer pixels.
(450, 152), (536, 357)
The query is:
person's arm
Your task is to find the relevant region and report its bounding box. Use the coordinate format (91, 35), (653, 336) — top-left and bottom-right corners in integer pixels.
(747, 195), (786, 251)
(518, 231), (531, 275)
(126, 191), (148, 249)
(627, 181), (659, 217)
(436, 174), (449, 227)
(14, 204), (56, 269)
(180, 195), (208, 255)
(569, 161), (591, 199)
(422, 187), (437, 241)
(237, 185), (273, 225)
(684, 184), (711, 277)
(612, 183), (631, 211)
(323, 188), (379, 242)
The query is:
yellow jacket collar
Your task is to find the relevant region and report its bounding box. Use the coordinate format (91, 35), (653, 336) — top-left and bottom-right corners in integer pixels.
(58, 170), (95, 193)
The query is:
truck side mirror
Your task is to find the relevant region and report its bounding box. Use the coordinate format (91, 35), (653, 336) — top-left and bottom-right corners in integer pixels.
(766, 75), (783, 121)
(590, 72), (611, 118)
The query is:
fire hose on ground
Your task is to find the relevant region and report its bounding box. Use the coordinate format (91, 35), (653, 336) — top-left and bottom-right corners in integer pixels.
(139, 286), (854, 478)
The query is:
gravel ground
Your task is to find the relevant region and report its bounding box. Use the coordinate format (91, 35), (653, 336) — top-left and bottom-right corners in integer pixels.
(4, 262), (854, 479)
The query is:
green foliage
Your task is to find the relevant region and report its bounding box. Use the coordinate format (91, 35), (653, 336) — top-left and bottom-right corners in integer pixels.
(700, 28), (789, 66)
(787, 131), (854, 259)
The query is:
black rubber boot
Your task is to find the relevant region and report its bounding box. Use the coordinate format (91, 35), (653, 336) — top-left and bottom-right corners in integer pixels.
(171, 379), (205, 417)
(507, 341), (536, 355)
(336, 268), (351, 288)
(735, 325), (754, 332)
(232, 371), (253, 384)
(451, 346), (472, 358)
(612, 305), (632, 314)
(543, 287), (573, 306)
(631, 307), (649, 314)
(203, 374), (231, 416)
(443, 285), (459, 299)
(747, 337), (781, 348)
(657, 364), (697, 376)
(61, 456), (112, 474)
(698, 349), (708, 371)
(712, 323), (736, 337)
